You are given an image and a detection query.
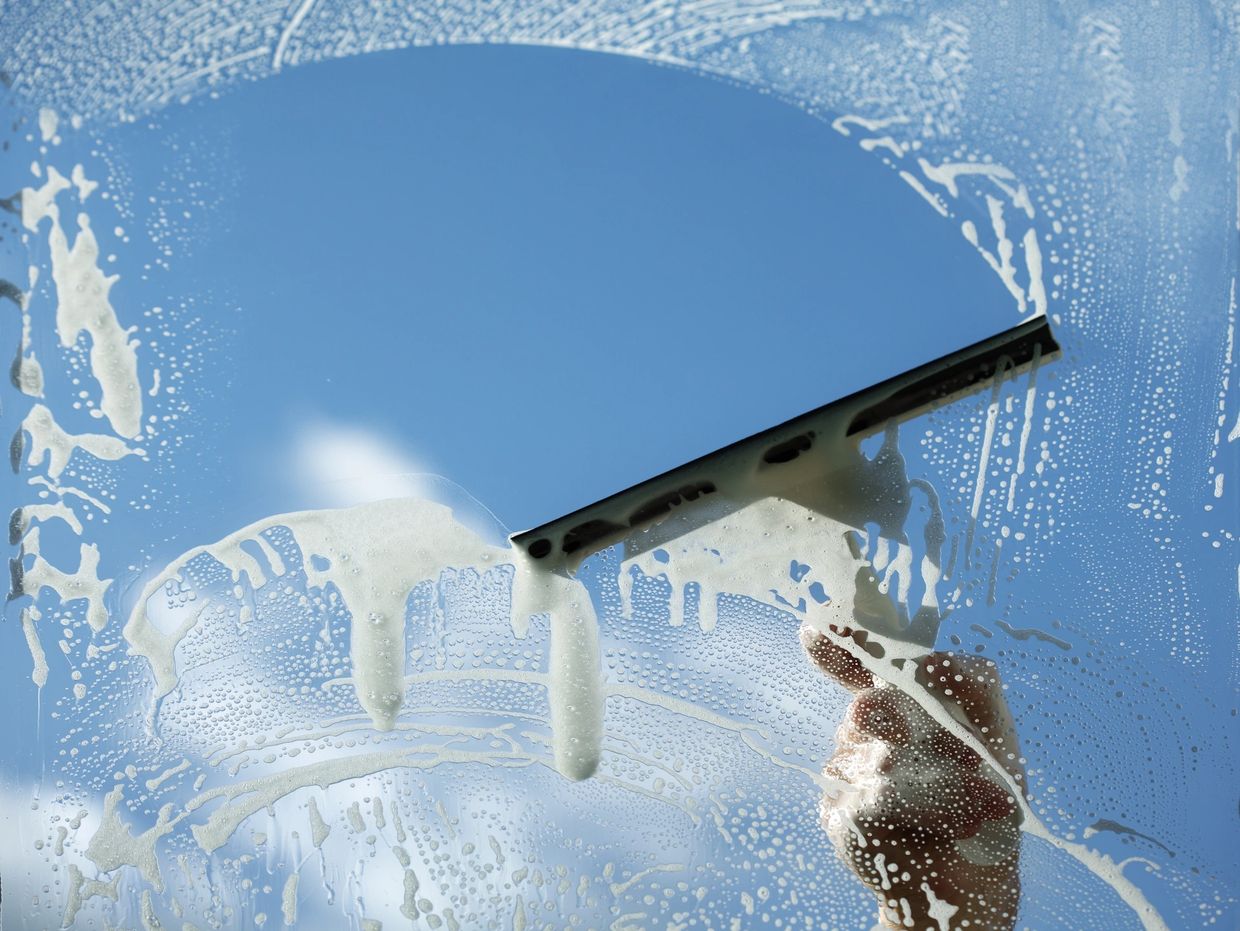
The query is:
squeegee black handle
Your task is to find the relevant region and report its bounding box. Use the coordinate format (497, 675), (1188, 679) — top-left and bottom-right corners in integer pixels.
(844, 315), (1056, 435)
(512, 315), (1059, 560)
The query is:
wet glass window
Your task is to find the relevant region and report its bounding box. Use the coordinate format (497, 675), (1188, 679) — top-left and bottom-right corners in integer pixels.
(0, 5), (1235, 931)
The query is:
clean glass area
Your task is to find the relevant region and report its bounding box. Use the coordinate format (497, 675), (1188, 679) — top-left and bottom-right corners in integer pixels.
(0, 4), (1235, 930)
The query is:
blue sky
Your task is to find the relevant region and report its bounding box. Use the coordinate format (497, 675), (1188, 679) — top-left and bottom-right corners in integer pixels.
(140, 44), (1016, 534)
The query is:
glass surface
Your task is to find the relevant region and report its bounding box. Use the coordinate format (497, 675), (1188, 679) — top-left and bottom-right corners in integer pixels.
(0, 5), (1235, 931)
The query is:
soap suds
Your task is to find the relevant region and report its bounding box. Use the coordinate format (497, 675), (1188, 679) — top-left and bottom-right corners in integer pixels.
(19, 403), (139, 479)
(127, 498), (604, 779)
(20, 541), (113, 632)
(47, 213), (143, 438)
(307, 797), (331, 848)
(15, 501), (85, 537)
(85, 786), (177, 891)
(38, 107), (59, 142)
(281, 873), (299, 924)
(63, 864), (120, 926)
(21, 605), (48, 687)
(22, 166), (144, 439)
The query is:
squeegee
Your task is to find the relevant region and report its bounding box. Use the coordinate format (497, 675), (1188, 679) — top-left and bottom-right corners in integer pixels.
(511, 316), (1059, 569)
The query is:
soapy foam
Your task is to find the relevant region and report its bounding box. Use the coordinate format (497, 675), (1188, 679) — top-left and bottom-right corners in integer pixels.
(18, 403), (139, 480)
(126, 498), (606, 779)
(20, 541), (112, 632)
(47, 213), (143, 439)
(6, 271), (46, 398)
(14, 501), (85, 537)
(21, 606), (48, 688)
(22, 153), (144, 439)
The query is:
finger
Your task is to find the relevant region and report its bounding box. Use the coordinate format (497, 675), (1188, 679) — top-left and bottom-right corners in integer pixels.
(850, 689), (911, 744)
(964, 772), (1020, 824)
(919, 653), (1024, 784)
(801, 625), (874, 691)
(917, 654), (1006, 738)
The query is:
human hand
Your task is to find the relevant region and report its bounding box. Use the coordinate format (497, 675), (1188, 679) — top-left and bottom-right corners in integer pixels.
(802, 625), (1024, 931)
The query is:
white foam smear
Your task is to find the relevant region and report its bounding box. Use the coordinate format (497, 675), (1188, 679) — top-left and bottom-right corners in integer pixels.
(5, 141), (143, 705)
(3, 267), (46, 397)
(125, 498), (606, 780)
(510, 551), (604, 780)
(7, 150), (148, 693)
(19, 403), (140, 479)
(13, 502), (83, 537)
(22, 165), (144, 439)
(20, 539), (112, 633)
(603, 423), (948, 647)
(619, 503), (924, 640)
(126, 500), (504, 719)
